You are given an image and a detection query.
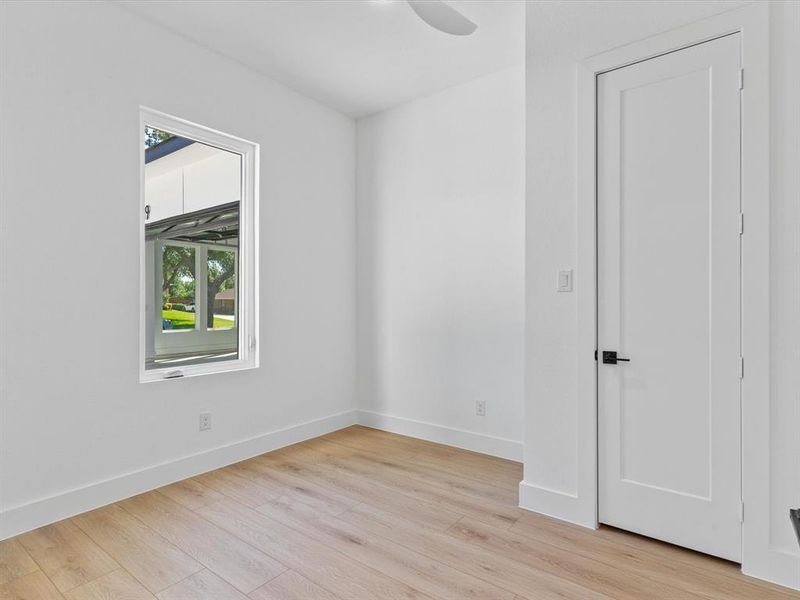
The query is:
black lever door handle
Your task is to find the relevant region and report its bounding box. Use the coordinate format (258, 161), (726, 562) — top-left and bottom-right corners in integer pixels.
(602, 351), (631, 365)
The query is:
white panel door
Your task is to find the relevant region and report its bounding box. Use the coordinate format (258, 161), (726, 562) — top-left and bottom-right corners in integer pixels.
(598, 34), (742, 562)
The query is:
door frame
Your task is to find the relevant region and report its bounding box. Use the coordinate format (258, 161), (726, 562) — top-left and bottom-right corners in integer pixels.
(595, 31), (744, 563)
(575, 1), (774, 582)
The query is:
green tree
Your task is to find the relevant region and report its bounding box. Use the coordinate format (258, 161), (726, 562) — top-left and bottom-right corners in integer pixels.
(162, 246), (195, 303)
(207, 250), (236, 327)
(145, 126), (175, 149)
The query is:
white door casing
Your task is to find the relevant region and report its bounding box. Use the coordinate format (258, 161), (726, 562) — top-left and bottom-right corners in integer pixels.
(597, 33), (742, 562)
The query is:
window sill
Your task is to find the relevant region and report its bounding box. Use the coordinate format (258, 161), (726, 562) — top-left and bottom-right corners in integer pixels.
(140, 358), (257, 383)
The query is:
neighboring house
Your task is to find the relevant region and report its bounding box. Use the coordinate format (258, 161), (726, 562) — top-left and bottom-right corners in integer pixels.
(214, 287), (235, 314)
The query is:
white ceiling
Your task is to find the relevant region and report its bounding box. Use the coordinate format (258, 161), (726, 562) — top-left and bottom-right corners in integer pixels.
(119, 1), (750, 118)
(118, 0), (525, 119)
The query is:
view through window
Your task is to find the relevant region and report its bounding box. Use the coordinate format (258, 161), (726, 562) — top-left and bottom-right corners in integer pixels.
(144, 125), (242, 371)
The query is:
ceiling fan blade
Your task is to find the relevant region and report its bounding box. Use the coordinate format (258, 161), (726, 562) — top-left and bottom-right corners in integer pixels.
(406, 0), (477, 36)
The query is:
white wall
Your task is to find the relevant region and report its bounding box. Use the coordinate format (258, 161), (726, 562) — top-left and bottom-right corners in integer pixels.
(523, 54), (580, 496)
(0, 1), (356, 537)
(523, 0), (800, 590)
(767, 0), (800, 563)
(356, 66), (525, 460)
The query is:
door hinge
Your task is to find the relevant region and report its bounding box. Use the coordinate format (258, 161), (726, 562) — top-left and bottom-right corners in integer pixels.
(738, 68), (744, 90)
(740, 501), (745, 523)
(738, 212), (744, 235)
(739, 357), (744, 379)
(594, 349), (598, 361)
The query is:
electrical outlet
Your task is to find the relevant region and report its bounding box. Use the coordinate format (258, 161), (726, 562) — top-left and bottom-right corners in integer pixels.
(199, 412), (211, 431)
(476, 400), (486, 417)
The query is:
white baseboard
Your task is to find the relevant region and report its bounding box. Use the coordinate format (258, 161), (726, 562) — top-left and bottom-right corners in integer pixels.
(518, 480), (597, 530)
(742, 547), (800, 592)
(357, 410), (523, 462)
(2, 408), (522, 541)
(0, 409), (358, 540)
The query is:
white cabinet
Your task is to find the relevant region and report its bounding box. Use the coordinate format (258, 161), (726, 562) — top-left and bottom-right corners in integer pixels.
(146, 143), (240, 223)
(144, 169), (183, 222)
(183, 151), (241, 213)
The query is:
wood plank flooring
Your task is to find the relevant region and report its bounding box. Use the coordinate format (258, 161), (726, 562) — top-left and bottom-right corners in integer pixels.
(1, 426), (798, 599)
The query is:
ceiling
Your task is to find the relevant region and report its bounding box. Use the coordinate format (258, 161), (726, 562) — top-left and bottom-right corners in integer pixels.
(118, 0), (525, 119)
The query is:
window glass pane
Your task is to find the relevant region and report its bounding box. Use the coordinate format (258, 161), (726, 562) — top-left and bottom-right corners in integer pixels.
(208, 249), (236, 330)
(144, 121), (242, 373)
(162, 245), (196, 331)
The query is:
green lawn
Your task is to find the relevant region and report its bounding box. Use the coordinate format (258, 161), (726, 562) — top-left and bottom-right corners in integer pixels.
(162, 309), (233, 330)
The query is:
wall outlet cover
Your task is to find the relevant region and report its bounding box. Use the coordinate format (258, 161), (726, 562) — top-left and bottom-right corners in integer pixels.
(199, 412), (212, 431)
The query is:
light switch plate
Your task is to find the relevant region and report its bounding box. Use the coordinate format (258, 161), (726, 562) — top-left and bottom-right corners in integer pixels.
(557, 269), (573, 292)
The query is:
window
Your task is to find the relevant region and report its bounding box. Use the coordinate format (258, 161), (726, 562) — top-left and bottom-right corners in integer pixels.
(208, 248), (237, 330)
(162, 244), (197, 331)
(140, 108), (258, 381)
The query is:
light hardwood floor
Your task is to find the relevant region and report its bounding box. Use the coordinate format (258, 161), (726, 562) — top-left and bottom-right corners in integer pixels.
(2, 426), (798, 599)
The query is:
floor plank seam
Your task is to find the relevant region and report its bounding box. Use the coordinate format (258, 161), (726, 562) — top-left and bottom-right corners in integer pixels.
(115, 493), (291, 597)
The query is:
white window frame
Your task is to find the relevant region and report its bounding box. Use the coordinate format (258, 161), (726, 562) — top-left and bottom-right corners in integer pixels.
(139, 107), (259, 382)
